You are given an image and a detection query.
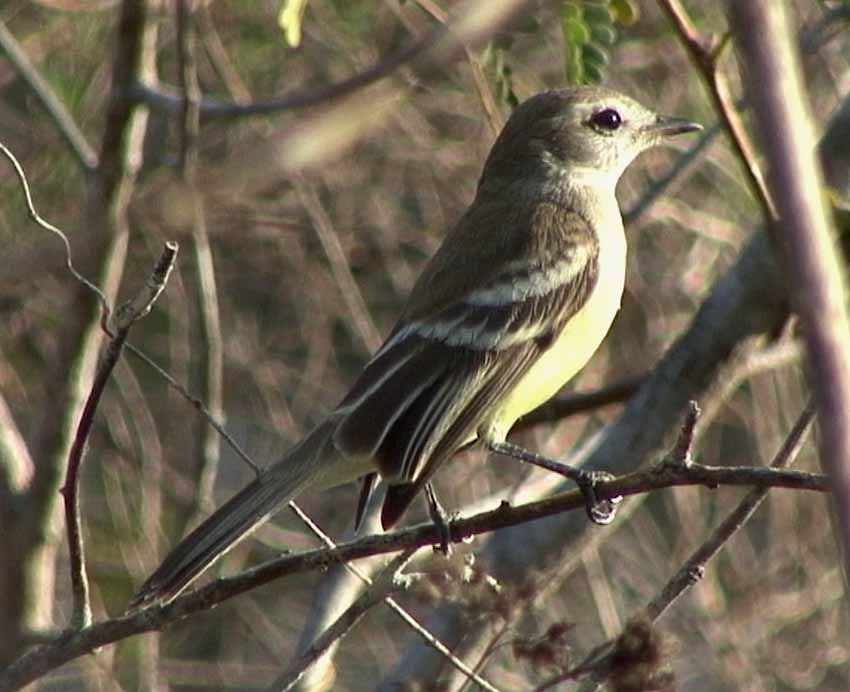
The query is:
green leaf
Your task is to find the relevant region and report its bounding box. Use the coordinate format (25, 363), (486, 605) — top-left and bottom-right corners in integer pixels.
(610, 0), (640, 26)
(565, 42), (585, 85)
(560, 1), (583, 22)
(582, 42), (610, 68)
(562, 17), (590, 46)
(584, 61), (605, 84)
(278, 0), (310, 48)
(590, 24), (617, 46)
(583, 1), (615, 27)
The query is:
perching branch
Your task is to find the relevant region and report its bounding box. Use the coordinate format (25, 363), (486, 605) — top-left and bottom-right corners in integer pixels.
(542, 400), (815, 692)
(0, 456), (828, 689)
(642, 402), (815, 623)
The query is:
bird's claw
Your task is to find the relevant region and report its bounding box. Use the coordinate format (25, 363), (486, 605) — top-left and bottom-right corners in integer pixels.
(425, 483), (453, 555)
(576, 470), (622, 525)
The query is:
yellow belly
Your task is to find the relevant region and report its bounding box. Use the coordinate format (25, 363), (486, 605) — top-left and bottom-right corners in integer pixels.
(481, 215), (626, 442)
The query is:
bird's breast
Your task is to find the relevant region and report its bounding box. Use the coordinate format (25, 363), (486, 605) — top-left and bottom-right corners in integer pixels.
(482, 209), (627, 441)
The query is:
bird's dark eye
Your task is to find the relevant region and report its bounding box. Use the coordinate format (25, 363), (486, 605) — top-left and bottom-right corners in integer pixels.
(589, 108), (622, 132)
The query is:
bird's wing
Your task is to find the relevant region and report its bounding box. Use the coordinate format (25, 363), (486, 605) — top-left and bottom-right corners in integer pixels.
(333, 199), (600, 526)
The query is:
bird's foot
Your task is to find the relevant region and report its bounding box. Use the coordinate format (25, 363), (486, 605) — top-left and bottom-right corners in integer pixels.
(486, 440), (622, 526)
(425, 483), (453, 555)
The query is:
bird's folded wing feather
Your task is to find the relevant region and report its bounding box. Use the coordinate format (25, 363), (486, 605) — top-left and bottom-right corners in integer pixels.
(333, 198), (600, 507)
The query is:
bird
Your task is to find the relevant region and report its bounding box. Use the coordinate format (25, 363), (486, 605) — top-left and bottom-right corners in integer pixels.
(131, 86), (700, 607)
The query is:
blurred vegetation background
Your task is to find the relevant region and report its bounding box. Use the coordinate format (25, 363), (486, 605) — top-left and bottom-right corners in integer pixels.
(1, 0), (849, 690)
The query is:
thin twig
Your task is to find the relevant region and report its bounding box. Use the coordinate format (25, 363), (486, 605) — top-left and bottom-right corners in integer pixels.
(0, 20), (98, 171)
(0, 143), (109, 316)
(0, 0), (156, 662)
(176, 0), (228, 519)
(644, 401), (816, 622)
(412, 0), (503, 135)
(0, 445), (828, 690)
(294, 177), (382, 353)
(2, 139), (258, 479)
(176, 0), (201, 174)
(446, 336), (802, 688)
(60, 243), (178, 630)
(131, 0), (534, 121)
(671, 401), (700, 465)
(196, 4), (252, 104)
(657, 0), (776, 223)
(123, 343), (260, 476)
(2, 0), (261, 499)
(266, 549), (420, 692)
(286, 503), (503, 692)
(130, 23), (447, 119)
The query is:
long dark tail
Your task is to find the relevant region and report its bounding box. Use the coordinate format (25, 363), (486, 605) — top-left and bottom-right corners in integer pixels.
(130, 419), (364, 608)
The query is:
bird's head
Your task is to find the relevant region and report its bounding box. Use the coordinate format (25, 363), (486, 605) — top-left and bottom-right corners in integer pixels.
(480, 86), (701, 192)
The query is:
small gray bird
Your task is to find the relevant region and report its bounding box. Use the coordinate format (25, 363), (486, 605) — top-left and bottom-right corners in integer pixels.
(132, 86), (700, 607)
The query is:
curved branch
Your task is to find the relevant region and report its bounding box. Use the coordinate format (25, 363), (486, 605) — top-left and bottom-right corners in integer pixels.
(0, 461), (828, 689)
(60, 243), (178, 630)
(132, 0), (534, 120)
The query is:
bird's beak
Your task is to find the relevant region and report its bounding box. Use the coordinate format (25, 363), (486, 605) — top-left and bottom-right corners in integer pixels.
(647, 115), (703, 137)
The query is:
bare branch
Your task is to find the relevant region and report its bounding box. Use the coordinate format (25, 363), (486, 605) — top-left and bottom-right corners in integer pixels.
(124, 343), (260, 476)
(0, 456), (828, 689)
(0, 20), (98, 171)
(658, 0), (776, 222)
(0, 143), (109, 315)
(266, 549), (420, 692)
(174, 0), (228, 520)
(284, 503), (501, 692)
(132, 0), (535, 121)
(195, 4), (252, 104)
(540, 401), (815, 692)
(412, 0), (503, 135)
(294, 177), (382, 353)
(0, 0), (158, 659)
(730, 0), (850, 585)
(60, 243), (178, 630)
(671, 401), (700, 466)
(643, 402), (815, 623)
